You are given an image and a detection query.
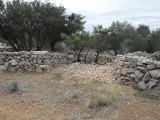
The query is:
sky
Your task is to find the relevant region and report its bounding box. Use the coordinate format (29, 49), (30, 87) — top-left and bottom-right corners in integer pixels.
(49, 0), (160, 32)
(5, 0), (160, 31)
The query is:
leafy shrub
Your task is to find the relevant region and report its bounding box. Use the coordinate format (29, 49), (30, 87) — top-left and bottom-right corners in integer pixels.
(150, 51), (160, 61)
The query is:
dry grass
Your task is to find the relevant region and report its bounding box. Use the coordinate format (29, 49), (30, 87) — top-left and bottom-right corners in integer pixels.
(0, 64), (160, 120)
(88, 83), (123, 108)
(134, 90), (160, 101)
(88, 92), (114, 108)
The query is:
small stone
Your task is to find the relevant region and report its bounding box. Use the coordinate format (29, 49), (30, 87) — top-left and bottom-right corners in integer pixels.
(129, 73), (136, 78)
(0, 65), (6, 71)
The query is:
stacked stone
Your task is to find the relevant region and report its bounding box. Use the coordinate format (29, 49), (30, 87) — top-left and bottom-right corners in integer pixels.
(0, 51), (115, 72)
(114, 54), (160, 90)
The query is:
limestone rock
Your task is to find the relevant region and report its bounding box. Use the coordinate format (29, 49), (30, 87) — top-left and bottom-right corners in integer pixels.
(135, 70), (144, 79)
(155, 62), (160, 68)
(0, 65), (6, 71)
(142, 72), (150, 82)
(137, 81), (147, 90)
(129, 73), (136, 78)
(146, 64), (156, 70)
(39, 65), (49, 69)
(137, 66), (147, 73)
(137, 61), (145, 67)
(149, 70), (160, 79)
(129, 60), (137, 68)
(148, 80), (157, 90)
(121, 68), (129, 76)
(9, 59), (18, 66)
(8, 67), (17, 72)
(30, 51), (48, 54)
(128, 68), (135, 73)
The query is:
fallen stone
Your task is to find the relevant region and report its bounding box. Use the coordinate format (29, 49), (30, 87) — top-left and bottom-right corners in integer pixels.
(39, 65), (49, 69)
(134, 77), (140, 83)
(137, 81), (147, 90)
(148, 80), (157, 90)
(129, 73), (136, 78)
(4, 62), (9, 67)
(8, 67), (17, 72)
(0, 65), (6, 71)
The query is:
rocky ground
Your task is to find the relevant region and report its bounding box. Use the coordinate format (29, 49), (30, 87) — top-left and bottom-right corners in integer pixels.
(0, 62), (160, 120)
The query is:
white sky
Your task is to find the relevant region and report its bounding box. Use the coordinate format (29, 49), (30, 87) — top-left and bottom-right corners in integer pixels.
(6, 0), (160, 31)
(50, 0), (160, 31)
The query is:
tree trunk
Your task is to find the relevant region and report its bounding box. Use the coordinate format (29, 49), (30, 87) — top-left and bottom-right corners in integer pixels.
(77, 44), (84, 62)
(95, 52), (100, 63)
(50, 38), (57, 51)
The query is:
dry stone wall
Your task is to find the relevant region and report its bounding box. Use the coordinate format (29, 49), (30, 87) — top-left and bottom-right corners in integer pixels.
(114, 54), (160, 90)
(0, 51), (115, 72)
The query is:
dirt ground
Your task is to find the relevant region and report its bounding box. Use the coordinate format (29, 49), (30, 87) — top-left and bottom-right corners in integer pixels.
(0, 63), (160, 120)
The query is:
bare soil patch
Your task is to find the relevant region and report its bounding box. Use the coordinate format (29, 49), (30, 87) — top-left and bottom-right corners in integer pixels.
(0, 63), (160, 120)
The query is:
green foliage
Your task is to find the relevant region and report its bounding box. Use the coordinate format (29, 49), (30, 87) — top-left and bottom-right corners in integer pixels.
(150, 51), (160, 61)
(0, 0), (85, 51)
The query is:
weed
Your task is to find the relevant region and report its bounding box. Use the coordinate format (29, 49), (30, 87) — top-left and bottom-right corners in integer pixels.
(88, 92), (114, 108)
(8, 82), (19, 93)
(134, 90), (160, 101)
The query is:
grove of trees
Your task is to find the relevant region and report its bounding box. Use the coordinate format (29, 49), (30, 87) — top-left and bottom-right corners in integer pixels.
(1, 0), (160, 59)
